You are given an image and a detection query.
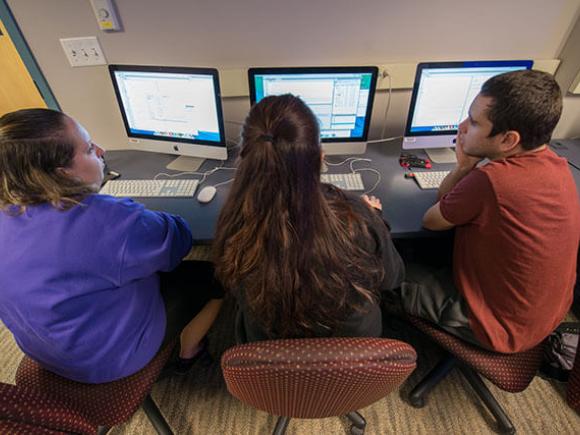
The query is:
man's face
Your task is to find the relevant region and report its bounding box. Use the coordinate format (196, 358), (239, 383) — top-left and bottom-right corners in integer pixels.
(457, 94), (505, 159)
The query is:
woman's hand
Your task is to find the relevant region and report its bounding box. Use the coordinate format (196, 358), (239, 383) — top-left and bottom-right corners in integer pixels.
(362, 194), (382, 211)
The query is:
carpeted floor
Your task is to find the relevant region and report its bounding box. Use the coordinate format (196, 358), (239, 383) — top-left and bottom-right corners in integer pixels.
(1, 293), (579, 435)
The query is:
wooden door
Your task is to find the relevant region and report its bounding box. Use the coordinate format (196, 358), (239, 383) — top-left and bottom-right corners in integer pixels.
(0, 17), (45, 116)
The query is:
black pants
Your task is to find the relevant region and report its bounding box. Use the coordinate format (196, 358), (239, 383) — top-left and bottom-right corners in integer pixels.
(394, 263), (486, 349)
(159, 260), (224, 346)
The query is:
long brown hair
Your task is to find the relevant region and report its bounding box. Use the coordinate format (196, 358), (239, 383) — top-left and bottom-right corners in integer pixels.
(0, 108), (95, 213)
(213, 94), (384, 338)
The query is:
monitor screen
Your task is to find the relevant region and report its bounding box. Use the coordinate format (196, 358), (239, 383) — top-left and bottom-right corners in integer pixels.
(109, 65), (227, 161)
(404, 60), (533, 143)
(248, 67), (378, 153)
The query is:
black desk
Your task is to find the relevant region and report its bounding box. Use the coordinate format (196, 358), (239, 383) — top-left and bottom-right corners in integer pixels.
(551, 139), (580, 171)
(104, 140), (579, 244)
(104, 141), (452, 243)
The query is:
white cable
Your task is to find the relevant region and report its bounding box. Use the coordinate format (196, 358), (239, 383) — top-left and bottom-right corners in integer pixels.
(343, 158), (381, 194)
(212, 178), (235, 189)
(354, 168), (382, 195)
(367, 135), (402, 144)
(380, 72), (392, 141)
(323, 156), (361, 166)
(154, 165), (236, 187)
(153, 171), (205, 180)
(348, 158), (372, 173)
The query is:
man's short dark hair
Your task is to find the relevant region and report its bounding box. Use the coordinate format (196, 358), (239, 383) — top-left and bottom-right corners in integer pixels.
(480, 70), (562, 150)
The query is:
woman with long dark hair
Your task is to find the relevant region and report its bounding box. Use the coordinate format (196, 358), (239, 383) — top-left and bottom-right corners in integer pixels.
(213, 94), (404, 341)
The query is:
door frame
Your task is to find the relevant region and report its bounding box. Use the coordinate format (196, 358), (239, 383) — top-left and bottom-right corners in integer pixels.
(0, 0), (59, 110)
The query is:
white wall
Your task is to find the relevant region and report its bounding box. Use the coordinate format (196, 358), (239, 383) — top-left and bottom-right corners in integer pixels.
(7, 0), (580, 149)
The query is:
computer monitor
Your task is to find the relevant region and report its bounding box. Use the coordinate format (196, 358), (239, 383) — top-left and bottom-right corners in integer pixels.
(109, 65), (227, 171)
(248, 66), (379, 155)
(403, 60), (533, 162)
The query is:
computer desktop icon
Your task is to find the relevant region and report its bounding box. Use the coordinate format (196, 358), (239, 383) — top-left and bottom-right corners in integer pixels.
(402, 60), (533, 163)
(248, 66), (379, 156)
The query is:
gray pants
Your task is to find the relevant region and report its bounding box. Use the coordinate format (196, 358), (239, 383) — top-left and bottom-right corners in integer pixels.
(397, 263), (485, 349)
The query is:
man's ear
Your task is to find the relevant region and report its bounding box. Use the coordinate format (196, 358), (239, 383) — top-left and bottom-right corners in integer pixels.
(499, 130), (521, 153)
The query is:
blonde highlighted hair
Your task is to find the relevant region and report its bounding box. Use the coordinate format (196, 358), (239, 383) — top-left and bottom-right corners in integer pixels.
(0, 108), (95, 213)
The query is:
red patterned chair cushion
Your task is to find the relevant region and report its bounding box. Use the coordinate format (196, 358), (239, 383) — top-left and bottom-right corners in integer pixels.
(221, 337), (416, 418)
(15, 340), (175, 426)
(0, 420), (70, 434)
(566, 339), (580, 414)
(0, 382), (96, 434)
(409, 317), (543, 393)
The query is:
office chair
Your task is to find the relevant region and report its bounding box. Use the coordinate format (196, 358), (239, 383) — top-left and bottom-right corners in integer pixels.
(0, 381), (97, 434)
(221, 337), (417, 435)
(15, 339), (176, 435)
(407, 316), (544, 434)
(566, 339), (580, 415)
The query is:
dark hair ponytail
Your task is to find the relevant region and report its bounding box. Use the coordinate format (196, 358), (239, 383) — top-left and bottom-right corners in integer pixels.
(214, 94), (383, 338)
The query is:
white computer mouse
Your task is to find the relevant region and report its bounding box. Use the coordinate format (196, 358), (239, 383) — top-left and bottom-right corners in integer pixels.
(197, 185), (217, 204)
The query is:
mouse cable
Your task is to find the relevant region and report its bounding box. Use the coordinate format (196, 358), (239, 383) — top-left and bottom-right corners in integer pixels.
(324, 156), (364, 166)
(354, 168), (382, 195)
(348, 158), (372, 172)
(153, 164), (236, 183)
(346, 158), (381, 194)
(212, 178), (235, 189)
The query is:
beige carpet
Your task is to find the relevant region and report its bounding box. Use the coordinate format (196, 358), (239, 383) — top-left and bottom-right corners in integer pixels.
(1, 294), (579, 435)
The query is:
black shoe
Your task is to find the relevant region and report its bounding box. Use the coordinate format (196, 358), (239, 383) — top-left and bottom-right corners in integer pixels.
(173, 338), (213, 376)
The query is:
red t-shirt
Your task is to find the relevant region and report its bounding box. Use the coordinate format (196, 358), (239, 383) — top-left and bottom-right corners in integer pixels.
(440, 148), (580, 353)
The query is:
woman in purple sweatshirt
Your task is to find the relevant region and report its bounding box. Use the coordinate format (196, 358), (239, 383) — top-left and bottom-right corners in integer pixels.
(0, 108), (222, 383)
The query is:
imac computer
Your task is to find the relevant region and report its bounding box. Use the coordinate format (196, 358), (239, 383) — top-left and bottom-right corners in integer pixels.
(403, 60), (533, 163)
(248, 66), (379, 155)
(109, 65), (227, 171)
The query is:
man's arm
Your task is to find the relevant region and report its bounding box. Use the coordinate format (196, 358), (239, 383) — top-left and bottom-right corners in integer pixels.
(438, 136), (482, 199)
(423, 202), (455, 230)
(424, 136), (483, 229)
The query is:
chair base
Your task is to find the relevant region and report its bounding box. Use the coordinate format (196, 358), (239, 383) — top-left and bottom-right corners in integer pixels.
(409, 354), (516, 434)
(459, 365), (515, 434)
(409, 355), (457, 408)
(272, 411), (367, 435)
(346, 411), (366, 434)
(142, 394), (174, 435)
(273, 416), (290, 435)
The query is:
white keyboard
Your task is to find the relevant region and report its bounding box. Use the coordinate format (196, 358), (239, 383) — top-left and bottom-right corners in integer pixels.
(100, 179), (199, 197)
(321, 172), (364, 191)
(413, 171), (450, 189)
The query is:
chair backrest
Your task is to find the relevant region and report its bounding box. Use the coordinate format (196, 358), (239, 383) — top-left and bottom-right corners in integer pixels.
(0, 382), (97, 434)
(14, 339), (175, 426)
(221, 337), (416, 418)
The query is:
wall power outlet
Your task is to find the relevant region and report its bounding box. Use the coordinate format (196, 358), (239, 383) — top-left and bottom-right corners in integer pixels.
(60, 37), (107, 67)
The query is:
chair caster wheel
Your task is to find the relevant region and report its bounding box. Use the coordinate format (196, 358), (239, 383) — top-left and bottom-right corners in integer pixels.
(350, 425), (364, 435)
(409, 394), (426, 408)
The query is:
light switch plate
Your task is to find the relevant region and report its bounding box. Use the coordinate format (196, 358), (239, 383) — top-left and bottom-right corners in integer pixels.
(60, 37), (107, 67)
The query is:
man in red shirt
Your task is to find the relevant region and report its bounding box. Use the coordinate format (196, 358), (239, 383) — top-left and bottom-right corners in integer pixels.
(401, 70), (580, 353)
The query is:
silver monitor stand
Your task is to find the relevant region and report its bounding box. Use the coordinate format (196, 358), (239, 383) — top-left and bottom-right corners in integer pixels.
(166, 156), (205, 172)
(424, 148), (457, 164)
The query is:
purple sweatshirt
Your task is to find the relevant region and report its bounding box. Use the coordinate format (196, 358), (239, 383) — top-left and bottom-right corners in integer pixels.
(0, 195), (192, 383)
